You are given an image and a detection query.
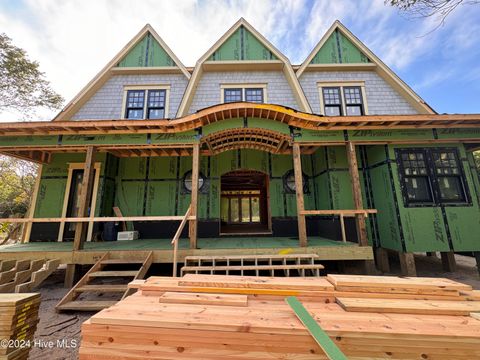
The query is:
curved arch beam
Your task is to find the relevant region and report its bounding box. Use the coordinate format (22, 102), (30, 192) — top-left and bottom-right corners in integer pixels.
(202, 127), (291, 155)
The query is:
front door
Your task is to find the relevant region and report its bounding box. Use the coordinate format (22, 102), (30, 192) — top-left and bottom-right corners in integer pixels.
(220, 170), (270, 235)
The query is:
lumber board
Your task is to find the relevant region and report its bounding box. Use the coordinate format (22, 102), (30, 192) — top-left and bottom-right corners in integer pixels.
(336, 297), (480, 316)
(79, 274), (480, 360)
(158, 292), (248, 307)
(327, 274), (472, 291)
(178, 274), (333, 291)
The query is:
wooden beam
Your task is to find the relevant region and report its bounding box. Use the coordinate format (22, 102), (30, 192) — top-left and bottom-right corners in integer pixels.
(73, 146), (96, 251)
(346, 142), (368, 247)
(189, 143), (200, 249)
(399, 252), (417, 277)
(441, 251), (457, 272)
(21, 164), (43, 243)
(293, 143), (307, 247)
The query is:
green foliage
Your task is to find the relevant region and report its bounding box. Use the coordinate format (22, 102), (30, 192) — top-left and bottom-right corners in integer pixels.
(0, 156), (38, 241)
(0, 33), (63, 115)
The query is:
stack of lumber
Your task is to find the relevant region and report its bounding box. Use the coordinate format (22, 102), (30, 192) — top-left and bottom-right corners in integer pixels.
(80, 274), (480, 359)
(0, 293), (40, 360)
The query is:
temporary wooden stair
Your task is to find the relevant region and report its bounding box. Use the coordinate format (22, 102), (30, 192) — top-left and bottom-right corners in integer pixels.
(180, 254), (323, 277)
(56, 251), (152, 312)
(0, 258), (60, 293)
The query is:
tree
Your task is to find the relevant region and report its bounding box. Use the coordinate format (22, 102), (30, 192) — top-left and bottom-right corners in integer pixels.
(0, 33), (63, 115)
(0, 156), (38, 244)
(386, 0), (480, 25)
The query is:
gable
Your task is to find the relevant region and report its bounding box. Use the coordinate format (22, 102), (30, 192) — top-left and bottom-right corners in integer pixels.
(209, 25), (278, 61)
(311, 29), (370, 64)
(117, 32), (176, 67)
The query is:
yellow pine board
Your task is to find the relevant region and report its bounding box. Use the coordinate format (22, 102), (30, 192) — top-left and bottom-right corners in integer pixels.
(336, 297), (480, 316)
(327, 274), (472, 291)
(158, 292), (248, 307)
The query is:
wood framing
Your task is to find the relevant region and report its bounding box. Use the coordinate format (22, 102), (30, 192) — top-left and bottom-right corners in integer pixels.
(57, 162), (102, 242)
(73, 146), (96, 251)
(293, 143), (307, 246)
(296, 20), (434, 115)
(346, 142), (368, 247)
(189, 143), (200, 249)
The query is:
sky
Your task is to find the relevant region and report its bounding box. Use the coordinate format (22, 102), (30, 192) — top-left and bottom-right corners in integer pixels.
(0, 0), (479, 122)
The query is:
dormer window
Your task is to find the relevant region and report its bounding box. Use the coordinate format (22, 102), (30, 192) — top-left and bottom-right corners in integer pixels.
(221, 84), (267, 104)
(123, 86), (169, 119)
(318, 82), (367, 116)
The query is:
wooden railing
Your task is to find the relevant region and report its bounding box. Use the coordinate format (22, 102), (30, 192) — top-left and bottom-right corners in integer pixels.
(171, 206), (192, 277)
(300, 209), (377, 243)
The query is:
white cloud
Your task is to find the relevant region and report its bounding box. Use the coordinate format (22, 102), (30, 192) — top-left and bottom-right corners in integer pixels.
(0, 0), (479, 121)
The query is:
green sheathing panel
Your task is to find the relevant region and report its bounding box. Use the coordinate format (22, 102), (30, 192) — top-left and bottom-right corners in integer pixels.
(348, 129), (434, 142)
(388, 144), (480, 252)
(209, 26), (277, 61)
(365, 146), (403, 251)
(33, 153), (107, 218)
(0, 135), (58, 147)
(117, 33), (176, 67)
(112, 149), (309, 221)
(444, 145), (480, 251)
(300, 130), (344, 142)
(202, 118), (291, 137)
(310, 29), (370, 64)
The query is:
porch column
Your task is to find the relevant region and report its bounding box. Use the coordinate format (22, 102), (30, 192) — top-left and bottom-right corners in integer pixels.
(189, 143), (200, 249)
(293, 143), (307, 247)
(346, 142), (368, 246)
(346, 142), (376, 274)
(21, 164), (43, 243)
(65, 146), (96, 287)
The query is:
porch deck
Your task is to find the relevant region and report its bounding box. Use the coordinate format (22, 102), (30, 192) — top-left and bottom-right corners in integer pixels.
(0, 237), (373, 264)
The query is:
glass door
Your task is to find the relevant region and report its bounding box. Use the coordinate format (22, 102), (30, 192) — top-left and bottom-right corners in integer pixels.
(221, 190), (261, 224)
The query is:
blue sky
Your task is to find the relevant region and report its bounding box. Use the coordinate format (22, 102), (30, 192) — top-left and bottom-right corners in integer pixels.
(0, 0), (479, 120)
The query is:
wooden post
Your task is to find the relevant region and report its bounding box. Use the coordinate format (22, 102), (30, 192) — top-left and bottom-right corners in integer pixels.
(346, 142), (376, 274)
(474, 252), (480, 277)
(66, 146), (95, 288)
(440, 251), (456, 272)
(375, 247), (390, 273)
(293, 143), (307, 247)
(399, 252), (417, 277)
(346, 142), (368, 247)
(189, 143), (200, 249)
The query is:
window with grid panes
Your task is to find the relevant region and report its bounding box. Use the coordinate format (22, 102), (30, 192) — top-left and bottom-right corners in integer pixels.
(125, 90), (145, 119)
(224, 88), (242, 103)
(343, 86), (364, 116)
(432, 150), (467, 202)
(245, 88), (264, 103)
(147, 90), (166, 119)
(398, 151), (434, 204)
(322, 87), (342, 116)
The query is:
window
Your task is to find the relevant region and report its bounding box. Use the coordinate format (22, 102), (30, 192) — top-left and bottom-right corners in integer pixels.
(125, 90), (145, 119)
(397, 148), (469, 206)
(343, 87), (364, 116)
(322, 87), (342, 116)
(283, 170), (309, 194)
(432, 150), (467, 203)
(224, 88), (242, 103)
(398, 151), (433, 204)
(183, 170), (206, 193)
(147, 90), (166, 119)
(319, 83), (367, 116)
(245, 88), (264, 103)
(221, 85), (266, 103)
(123, 87), (169, 119)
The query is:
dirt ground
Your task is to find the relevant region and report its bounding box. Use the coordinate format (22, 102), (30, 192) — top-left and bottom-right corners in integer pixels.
(26, 253), (480, 360)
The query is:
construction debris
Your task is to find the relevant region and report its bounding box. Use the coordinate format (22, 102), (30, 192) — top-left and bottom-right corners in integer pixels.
(0, 293), (40, 360)
(79, 274), (480, 359)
